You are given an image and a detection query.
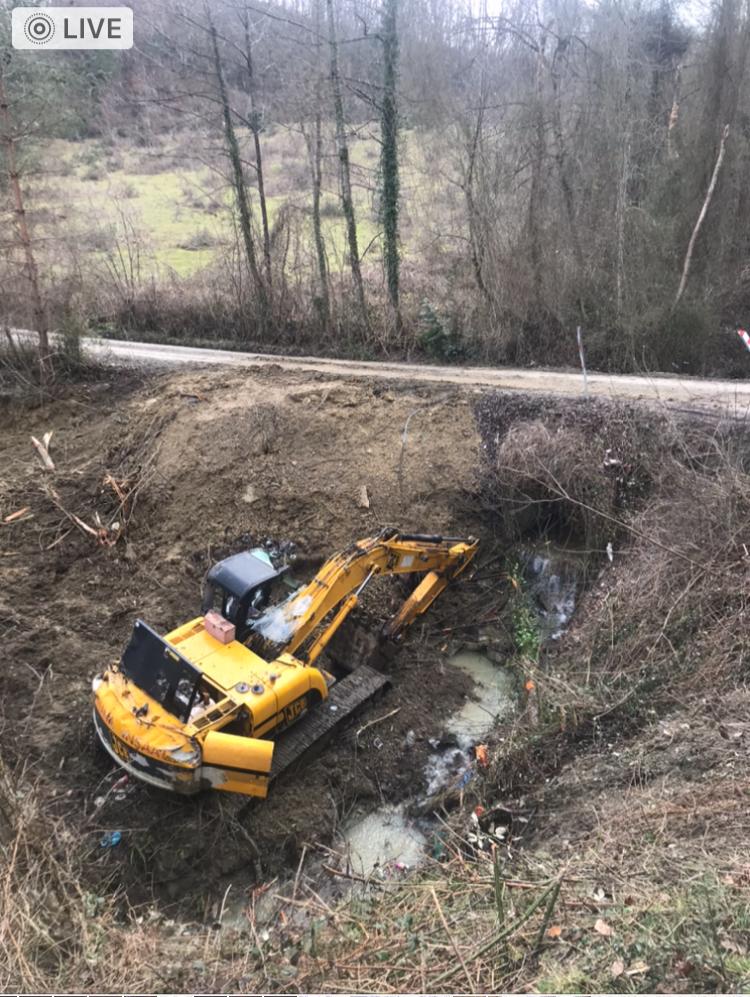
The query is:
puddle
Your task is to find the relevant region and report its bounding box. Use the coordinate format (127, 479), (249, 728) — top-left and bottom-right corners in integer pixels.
(342, 804), (427, 878)
(425, 651), (516, 795)
(446, 651), (517, 739)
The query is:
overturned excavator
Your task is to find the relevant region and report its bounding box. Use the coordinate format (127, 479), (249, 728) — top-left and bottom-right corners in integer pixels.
(92, 528), (478, 798)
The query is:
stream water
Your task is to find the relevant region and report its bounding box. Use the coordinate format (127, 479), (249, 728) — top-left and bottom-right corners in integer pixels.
(342, 650), (517, 876)
(341, 545), (585, 877)
(221, 544), (585, 921)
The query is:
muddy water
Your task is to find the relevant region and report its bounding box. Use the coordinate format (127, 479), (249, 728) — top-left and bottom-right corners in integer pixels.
(343, 804), (428, 877)
(342, 650), (516, 875)
(424, 651), (517, 796)
(341, 548), (584, 874)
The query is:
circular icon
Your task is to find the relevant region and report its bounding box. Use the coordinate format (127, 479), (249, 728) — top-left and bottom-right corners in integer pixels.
(24, 12), (55, 45)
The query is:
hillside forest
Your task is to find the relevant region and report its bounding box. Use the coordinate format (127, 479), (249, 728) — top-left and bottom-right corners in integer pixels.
(1, 0), (750, 374)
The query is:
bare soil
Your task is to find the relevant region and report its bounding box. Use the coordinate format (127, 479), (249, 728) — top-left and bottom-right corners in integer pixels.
(0, 366), (503, 911)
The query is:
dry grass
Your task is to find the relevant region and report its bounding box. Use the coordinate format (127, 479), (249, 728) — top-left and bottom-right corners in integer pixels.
(0, 762), (276, 992)
(285, 800), (750, 993)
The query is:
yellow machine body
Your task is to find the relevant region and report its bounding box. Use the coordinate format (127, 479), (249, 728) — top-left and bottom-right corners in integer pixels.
(92, 529), (478, 798)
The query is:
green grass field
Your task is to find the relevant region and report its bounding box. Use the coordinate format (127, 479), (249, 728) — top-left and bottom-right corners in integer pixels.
(34, 127), (448, 282)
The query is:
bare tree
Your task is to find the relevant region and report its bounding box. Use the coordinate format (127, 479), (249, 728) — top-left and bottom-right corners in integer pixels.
(207, 6), (269, 330)
(325, 0), (368, 327)
(0, 55), (48, 355)
(303, 0), (331, 330)
(379, 0), (401, 327)
(240, 6), (272, 289)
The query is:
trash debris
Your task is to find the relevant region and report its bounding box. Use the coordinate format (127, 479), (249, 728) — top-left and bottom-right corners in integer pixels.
(474, 743), (489, 768)
(466, 804), (515, 854)
(99, 830), (122, 848)
(547, 925), (563, 939)
(373, 735), (384, 750)
(31, 431), (55, 471)
(626, 960), (650, 976)
(242, 484), (258, 505)
(404, 729), (416, 748)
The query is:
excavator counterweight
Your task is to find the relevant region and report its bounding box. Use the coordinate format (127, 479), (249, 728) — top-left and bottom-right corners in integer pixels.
(92, 528), (477, 798)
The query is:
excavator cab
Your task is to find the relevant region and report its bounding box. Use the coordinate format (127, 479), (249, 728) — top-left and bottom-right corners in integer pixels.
(201, 548), (285, 642)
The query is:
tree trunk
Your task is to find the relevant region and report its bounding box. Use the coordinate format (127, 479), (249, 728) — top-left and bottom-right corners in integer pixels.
(242, 7), (272, 290)
(615, 132), (631, 319)
(527, 39), (546, 305)
(0, 64), (48, 357)
(207, 10), (268, 331)
(463, 40), (492, 308)
(673, 124), (730, 309)
(305, 0), (331, 331)
(325, 0), (368, 327)
(379, 0), (401, 329)
(549, 47), (584, 275)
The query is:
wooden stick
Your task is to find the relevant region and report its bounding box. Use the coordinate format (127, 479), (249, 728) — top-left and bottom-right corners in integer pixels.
(355, 706), (400, 741)
(30, 434), (54, 471)
(430, 885), (475, 992)
(322, 862), (370, 884)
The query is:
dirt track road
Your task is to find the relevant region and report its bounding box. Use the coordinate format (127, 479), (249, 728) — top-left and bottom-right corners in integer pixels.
(20, 331), (750, 408)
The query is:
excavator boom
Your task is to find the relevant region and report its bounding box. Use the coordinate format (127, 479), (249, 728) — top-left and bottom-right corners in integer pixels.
(251, 529), (478, 662)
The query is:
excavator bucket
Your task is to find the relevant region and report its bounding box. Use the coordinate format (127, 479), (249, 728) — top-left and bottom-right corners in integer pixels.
(201, 730), (274, 797)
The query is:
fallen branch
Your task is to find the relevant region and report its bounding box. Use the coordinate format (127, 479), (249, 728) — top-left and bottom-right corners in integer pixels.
(430, 885), (475, 991)
(355, 706), (400, 741)
(2, 507), (31, 524)
(30, 432), (54, 472)
(322, 863), (370, 884)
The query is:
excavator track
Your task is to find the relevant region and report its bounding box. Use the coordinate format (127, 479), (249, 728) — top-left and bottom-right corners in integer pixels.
(270, 664), (390, 780)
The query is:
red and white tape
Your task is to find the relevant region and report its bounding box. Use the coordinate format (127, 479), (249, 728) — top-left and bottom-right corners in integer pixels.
(737, 328), (750, 352)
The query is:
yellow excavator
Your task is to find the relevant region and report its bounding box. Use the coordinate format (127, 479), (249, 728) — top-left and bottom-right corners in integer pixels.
(92, 528), (478, 798)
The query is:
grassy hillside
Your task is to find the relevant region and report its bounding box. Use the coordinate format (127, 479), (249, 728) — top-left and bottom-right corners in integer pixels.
(33, 128), (451, 281)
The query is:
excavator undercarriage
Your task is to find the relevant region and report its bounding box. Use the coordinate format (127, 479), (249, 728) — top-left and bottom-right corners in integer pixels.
(92, 528), (477, 798)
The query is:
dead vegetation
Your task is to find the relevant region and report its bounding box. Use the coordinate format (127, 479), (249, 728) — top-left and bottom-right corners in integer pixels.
(284, 394), (750, 993)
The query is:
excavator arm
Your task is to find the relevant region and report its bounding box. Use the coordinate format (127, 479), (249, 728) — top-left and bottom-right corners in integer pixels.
(251, 529), (478, 664)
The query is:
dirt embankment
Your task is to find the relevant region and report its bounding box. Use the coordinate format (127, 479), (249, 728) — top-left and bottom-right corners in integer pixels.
(0, 366), (490, 908)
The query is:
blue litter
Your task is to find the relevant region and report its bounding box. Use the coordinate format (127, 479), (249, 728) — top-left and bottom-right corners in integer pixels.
(100, 830), (122, 848)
